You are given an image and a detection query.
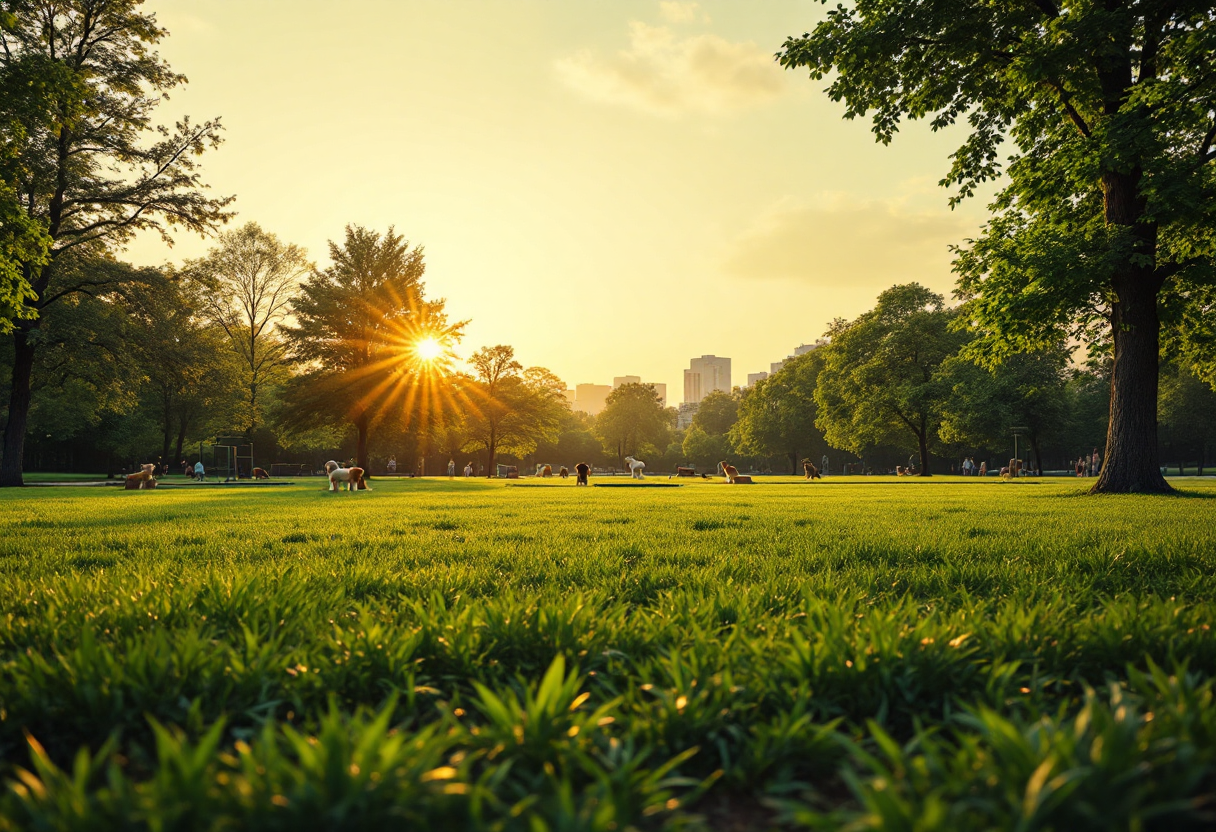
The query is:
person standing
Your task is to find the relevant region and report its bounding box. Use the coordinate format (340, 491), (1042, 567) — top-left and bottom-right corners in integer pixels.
(193, 460), (205, 482)
(463, 461), (474, 477)
(447, 458), (456, 479)
(1091, 448), (1100, 477)
(387, 456), (397, 474)
(979, 460), (987, 477)
(821, 454), (829, 476)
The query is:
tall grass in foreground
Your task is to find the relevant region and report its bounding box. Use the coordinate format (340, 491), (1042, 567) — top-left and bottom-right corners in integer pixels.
(0, 478), (1213, 829)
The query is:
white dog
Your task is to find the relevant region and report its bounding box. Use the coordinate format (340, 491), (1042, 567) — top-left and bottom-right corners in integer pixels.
(624, 456), (646, 479)
(325, 460), (370, 492)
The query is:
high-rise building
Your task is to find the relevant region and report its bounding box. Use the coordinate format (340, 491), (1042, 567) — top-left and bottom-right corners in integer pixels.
(683, 355), (731, 404)
(573, 383), (612, 416)
(770, 360), (787, 375)
(613, 375), (666, 407)
(747, 372), (768, 387)
(677, 402), (700, 430)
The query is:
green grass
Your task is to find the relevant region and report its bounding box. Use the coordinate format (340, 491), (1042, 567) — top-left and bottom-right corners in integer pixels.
(1, 477), (1214, 830)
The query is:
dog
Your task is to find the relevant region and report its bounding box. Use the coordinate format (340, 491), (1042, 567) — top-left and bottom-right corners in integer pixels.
(624, 456), (645, 479)
(538, 464), (553, 478)
(251, 467), (270, 479)
(719, 461), (741, 483)
(559, 466), (569, 479)
(325, 460), (370, 492)
(575, 462), (590, 486)
(124, 463), (158, 490)
(802, 459), (821, 480)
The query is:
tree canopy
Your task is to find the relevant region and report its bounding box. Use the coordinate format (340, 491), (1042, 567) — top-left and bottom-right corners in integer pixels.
(594, 383), (671, 468)
(780, 0), (1216, 493)
(814, 284), (966, 474)
(0, 0), (230, 485)
(279, 225), (462, 469)
(461, 346), (567, 473)
(730, 351), (828, 474)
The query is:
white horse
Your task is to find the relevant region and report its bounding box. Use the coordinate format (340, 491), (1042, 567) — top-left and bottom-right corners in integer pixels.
(624, 456), (646, 479)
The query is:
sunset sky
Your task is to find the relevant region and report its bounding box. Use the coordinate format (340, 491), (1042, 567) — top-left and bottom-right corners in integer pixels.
(130, 0), (993, 399)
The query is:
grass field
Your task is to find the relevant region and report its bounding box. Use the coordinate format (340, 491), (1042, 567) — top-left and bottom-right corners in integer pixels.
(1, 476), (1214, 830)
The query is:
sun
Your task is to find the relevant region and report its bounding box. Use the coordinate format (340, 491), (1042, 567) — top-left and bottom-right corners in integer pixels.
(414, 336), (445, 362)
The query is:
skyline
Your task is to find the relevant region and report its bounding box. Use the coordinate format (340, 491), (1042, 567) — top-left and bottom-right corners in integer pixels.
(125, 0), (994, 398)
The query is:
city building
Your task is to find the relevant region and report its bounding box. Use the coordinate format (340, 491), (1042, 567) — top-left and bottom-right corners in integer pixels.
(573, 383), (612, 416)
(612, 376), (667, 407)
(747, 372), (768, 387)
(682, 355), (731, 404)
(677, 402), (700, 430)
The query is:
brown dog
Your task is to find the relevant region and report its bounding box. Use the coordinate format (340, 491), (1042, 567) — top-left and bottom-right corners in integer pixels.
(575, 462), (590, 486)
(124, 463), (158, 490)
(802, 459), (821, 480)
(251, 467), (270, 479)
(719, 461), (741, 483)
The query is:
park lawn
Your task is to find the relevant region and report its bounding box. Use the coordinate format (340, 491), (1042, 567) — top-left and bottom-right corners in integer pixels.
(0, 476), (1214, 830)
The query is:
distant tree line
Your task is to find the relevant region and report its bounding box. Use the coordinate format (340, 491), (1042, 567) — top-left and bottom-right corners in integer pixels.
(2, 1), (1214, 486)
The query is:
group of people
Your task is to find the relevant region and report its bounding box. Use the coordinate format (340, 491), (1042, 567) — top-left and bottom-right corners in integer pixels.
(960, 457), (988, 476)
(1074, 449), (1102, 477)
(446, 459), (476, 478)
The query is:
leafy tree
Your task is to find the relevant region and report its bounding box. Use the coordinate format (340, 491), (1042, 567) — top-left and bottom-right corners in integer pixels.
(814, 284), (966, 475)
(0, 1), (230, 486)
(279, 226), (463, 470)
(594, 382), (670, 468)
(192, 223), (308, 442)
(730, 350), (828, 474)
(690, 390), (739, 437)
(780, 1), (1216, 493)
(461, 346), (566, 473)
(1158, 361), (1216, 475)
(939, 347), (1071, 475)
(681, 425), (730, 471)
(121, 273), (243, 463)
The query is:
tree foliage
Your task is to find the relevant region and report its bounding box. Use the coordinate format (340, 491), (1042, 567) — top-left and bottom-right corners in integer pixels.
(461, 346), (566, 472)
(0, 0), (231, 485)
(814, 284), (966, 474)
(279, 225), (463, 469)
(939, 347), (1071, 474)
(191, 223), (308, 439)
(780, 0), (1216, 493)
(730, 351), (828, 474)
(594, 382), (670, 468)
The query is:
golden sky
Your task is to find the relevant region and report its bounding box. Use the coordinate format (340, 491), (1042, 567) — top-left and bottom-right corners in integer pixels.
(129, 0), (992, 399)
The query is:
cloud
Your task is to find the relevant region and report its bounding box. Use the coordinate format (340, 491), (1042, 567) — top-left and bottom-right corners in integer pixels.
(659, 1), (702, 23)
(722, 195), (975, 288)
(555, 22), (784, 116)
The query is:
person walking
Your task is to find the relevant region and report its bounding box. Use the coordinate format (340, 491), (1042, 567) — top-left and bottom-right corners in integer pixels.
(1091, 448), (1101, 477)
(979, 460), (987, 477)
(447, 458), (456, 479)
(193, 460), (205, 482)
(463, 461), (474, 477)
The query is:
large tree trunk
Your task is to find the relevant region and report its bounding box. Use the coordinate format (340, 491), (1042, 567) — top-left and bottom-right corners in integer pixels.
(0, 329), (36, 487)
(787, 451), (798, 475)
(1092, 161), (1171, 493)
(1029, 434), (1043, 476)
(1092, 278), (1170, 494)
(355, 415), (369, 471)
(917, 430), (931, 476)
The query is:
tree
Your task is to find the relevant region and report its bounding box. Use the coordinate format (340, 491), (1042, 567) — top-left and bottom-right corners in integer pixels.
(121, 273), (243, 463)
(939, 347), (1071, 475)
(279, 226), (464, 470)
(193, 223), (308, 442)
(814, 284), (966, 475)
(691, 390), (739, 437)
(0, 1), (230, 486)
(730, 350), (829, 474)
(461, 346), (566, 473)
(1158, 361), (1216, 475)
(681, 425), (730, 471)
(593, 382), (670, 468)
(780, 2), (1216, 493)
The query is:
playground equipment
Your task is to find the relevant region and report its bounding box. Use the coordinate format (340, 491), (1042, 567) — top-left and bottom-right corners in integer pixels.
(496, 464), (519, 479)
